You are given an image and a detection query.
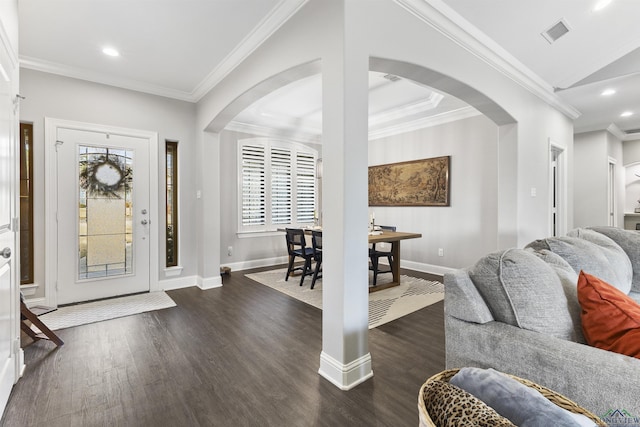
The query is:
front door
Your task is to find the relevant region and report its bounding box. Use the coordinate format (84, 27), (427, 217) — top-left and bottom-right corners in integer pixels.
(0, 42), (18, 414)
(55, 127), (151, 304)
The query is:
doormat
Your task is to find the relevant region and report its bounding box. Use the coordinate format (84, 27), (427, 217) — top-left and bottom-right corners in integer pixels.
(32, 291), (176, 332)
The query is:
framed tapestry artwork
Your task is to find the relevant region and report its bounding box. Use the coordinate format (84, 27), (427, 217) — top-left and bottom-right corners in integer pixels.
(368, 156), (450, 206)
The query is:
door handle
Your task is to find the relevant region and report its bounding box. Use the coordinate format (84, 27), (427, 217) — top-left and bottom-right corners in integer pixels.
(1, 247), (10, 259)
(141, 219), (148, 225)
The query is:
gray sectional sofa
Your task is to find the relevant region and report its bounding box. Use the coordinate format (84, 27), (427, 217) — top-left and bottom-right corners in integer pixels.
(444, 226), (640, 416)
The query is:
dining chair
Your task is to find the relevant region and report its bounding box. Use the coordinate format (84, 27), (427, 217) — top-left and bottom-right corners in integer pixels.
(369, 225), (396, 287)
(311, 230), (322, 289)
(285, 228), (315, 286)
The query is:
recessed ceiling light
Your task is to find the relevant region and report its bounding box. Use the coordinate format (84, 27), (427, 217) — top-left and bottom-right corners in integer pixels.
(621, 111), (634, 117)
(601, 88), (616, 96)
(593, 0), (613, 11)
(102, 47), (120, 57)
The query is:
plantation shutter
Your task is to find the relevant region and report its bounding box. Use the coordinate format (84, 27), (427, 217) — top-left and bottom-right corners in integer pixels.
(241, 144), (266, 226)
(296, 151), (315, 224)
(271, 147), (292, 224)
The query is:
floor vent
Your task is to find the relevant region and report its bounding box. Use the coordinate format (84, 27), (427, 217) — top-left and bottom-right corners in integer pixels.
(542, 19), (570, 44)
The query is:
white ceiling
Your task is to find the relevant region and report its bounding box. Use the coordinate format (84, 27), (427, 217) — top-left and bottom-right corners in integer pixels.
(17, 0), (640, 137)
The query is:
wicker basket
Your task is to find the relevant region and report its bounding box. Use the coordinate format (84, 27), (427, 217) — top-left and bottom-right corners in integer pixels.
(418, 369), (606, 427)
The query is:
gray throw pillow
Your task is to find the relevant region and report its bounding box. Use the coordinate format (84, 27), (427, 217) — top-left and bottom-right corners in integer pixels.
(526, 236), (629, 294)
(450, 367), (597, 427)
(468, 248), (574, 340)
(567, 228), (632, 294)
(589, 226), (640, 293)
(529, 248), (584, 343)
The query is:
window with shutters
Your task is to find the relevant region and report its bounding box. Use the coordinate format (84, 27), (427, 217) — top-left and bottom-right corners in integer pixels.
(238, 138), (317, 233)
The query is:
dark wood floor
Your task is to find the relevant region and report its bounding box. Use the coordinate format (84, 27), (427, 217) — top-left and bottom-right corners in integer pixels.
(1, 267), (445, 427)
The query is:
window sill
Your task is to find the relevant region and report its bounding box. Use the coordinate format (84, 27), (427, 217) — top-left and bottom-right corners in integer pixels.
(237, 230), (285, 239)
(20, 283), (39, 296)
(164, 266), (183, 277)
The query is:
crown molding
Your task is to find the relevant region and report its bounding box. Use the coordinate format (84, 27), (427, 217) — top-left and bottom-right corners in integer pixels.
(369, 106), (481, 140)
(226, 120), (321, 144)
(393, 0), (581, 120)
(19, 0), (309, 103)
(229, 106), (481, 142)
(191, 0), (309, 101)
(20, 56), (195, 101)
(606, 123), (640, 141)
(369, 93), (443, 127)
(607, 123), (626, 140)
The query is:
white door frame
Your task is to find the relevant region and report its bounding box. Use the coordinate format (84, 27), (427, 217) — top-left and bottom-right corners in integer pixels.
(44, 118), (160, 307)
(608, 156), (617, 227)
(549, 138), (568, 237)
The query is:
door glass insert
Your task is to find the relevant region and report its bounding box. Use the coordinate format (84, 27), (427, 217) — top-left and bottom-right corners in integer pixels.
(78, 146), (133, 279)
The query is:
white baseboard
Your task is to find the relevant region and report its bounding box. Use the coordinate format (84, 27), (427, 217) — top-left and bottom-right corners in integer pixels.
(223, 256), (289, 273)
(224, 257), (453, 277)
(401, 260), (455, 277)
(318, 351), (373, 390)
(160, 275), (198, 291)
(198, 275), (223, 290)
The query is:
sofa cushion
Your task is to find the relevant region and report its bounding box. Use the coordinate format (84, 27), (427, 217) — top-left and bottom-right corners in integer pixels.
(529, 248), (584, 343)
(578, 271), (640, 359)
(421, 379), (516, 427)
(468, 248), (575, 340)
(567, 228), (632, 293)
(589, 226), (640, 293)
(526, 236), (629, 294)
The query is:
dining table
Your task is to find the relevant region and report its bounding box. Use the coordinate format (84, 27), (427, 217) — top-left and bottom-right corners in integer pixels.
(366, 229), (422, 292)
(281, 227), (422, 292)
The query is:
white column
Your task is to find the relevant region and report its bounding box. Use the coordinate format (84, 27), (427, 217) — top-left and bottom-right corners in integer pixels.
(318, 0), (372, 389)
(199, 131), (222, 289)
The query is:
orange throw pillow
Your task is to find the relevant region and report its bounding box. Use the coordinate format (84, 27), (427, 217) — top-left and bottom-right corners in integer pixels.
(577, 270), (640, 358)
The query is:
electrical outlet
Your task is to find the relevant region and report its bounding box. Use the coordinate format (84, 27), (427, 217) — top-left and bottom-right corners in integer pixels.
(227, 246), (233, 256)
(438, 248), (444, 257)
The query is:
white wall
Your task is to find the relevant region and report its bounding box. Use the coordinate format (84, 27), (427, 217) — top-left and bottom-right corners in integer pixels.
(196, 0), (575, 273)
(369, 114), (498, 269)
(19, 69), (198, 298)
(623, 138), (640, 165)
(574, 131), (611, 227)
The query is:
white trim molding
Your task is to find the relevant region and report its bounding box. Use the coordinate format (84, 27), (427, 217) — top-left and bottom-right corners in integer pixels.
(198, 276), (223, 290)
(401, 260), (455, 278)
(20, 0), (310, 103)
(191, 0), (310, 101)
(393, 0), (581, 120)
(20, 56), (195, 102)
(318, 351), (373, 391)
(160, 275), (198, 291)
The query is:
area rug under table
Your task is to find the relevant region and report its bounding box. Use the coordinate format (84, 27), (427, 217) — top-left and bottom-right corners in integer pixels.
(33, 291), (176, 331)
(245, 268), (444, 329)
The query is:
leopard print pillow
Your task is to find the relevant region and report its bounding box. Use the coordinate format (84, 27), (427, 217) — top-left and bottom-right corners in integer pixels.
(422, 380), (516, 427)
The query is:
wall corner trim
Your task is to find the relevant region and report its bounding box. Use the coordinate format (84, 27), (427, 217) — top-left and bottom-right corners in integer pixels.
(318, 351), (373, 391)
(198, 275), (223, 290)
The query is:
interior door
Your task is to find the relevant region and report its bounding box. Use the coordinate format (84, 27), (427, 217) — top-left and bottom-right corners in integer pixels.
(56, 128), (150, 304)
(0, 50), (17, 414)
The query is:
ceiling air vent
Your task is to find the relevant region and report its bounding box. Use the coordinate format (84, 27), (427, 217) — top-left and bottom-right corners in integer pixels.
(625, 128), (640, 135)
(542, 19), (571, 44)
(383, 74), (401, 82)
